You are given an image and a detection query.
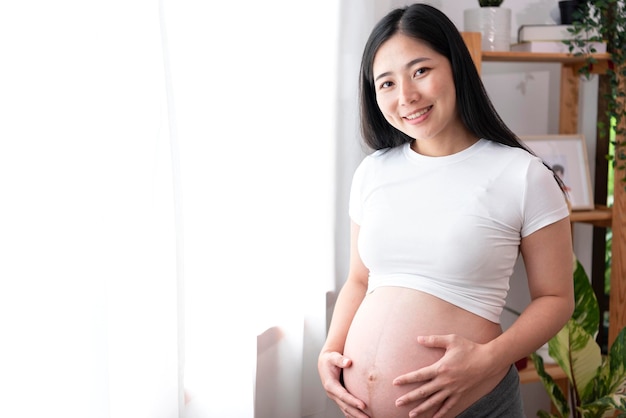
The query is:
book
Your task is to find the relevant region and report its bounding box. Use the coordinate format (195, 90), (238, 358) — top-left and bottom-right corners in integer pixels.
(510, 40), (606, 54)
(517, 24), (598, 43)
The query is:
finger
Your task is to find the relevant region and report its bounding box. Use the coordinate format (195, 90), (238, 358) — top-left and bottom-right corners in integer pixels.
(395, 381), (438, 406)
(330, 352), (352, 368)
(336, 394), (369, 418)
(339, 391), (367, 411)
(341, 404), (370, 418)
(407, 390), (450, 418)
(328, 383), (367, 412)
(431, 395), (455, 418)
(416, 334), (454, 349)
(393, 364), (438, 385)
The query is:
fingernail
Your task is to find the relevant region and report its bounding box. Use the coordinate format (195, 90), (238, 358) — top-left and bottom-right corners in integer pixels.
(396, 399), (404, 406)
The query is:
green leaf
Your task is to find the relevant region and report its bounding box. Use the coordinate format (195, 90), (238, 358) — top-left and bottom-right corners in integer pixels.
(608, 328), (626, 384)
(549, 320), (602, 399)
(531, 352), (570, 417)
(600, 327), (626, 408)
(571, 259), (600, 337)
(576, 394), (624, 417)
(533, 259), (626, 416)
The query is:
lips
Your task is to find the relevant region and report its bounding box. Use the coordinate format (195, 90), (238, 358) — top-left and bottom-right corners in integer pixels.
(405, 106), (432, 120)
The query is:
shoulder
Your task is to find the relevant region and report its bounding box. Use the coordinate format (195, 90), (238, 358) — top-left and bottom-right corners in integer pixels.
(475, 140), (561, 199)
(366, 144), (405, 161)
(480, 140), (547, 173)
(481, 139), (534, 160)
(355, 144), (406, 173)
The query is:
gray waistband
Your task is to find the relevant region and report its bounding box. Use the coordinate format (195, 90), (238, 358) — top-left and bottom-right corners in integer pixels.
(457, 366), (525, 418)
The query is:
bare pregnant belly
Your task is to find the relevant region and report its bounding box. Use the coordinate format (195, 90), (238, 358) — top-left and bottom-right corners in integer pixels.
(343, 287), (504, 418)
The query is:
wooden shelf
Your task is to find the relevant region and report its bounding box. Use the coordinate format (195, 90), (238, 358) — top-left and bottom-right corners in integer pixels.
(570, 205), (613, 227)
(483, 51), (612, 76)
(482, 51), (611, 64)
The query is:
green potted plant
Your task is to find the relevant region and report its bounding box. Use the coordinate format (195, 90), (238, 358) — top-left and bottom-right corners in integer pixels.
(564, 0), (625, 369)
(530, 258), (626, 418)
(565, 0), (626, 190)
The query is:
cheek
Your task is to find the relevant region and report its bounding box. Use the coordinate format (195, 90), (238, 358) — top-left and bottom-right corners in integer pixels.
(432, 84), (456, 111)
(375, 93), (395, 116)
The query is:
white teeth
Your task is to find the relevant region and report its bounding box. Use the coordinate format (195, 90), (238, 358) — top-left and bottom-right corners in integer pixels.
(406, 106), (431, 120)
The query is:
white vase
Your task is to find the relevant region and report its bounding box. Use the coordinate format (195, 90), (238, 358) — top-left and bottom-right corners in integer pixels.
(463, 7), (511, 52)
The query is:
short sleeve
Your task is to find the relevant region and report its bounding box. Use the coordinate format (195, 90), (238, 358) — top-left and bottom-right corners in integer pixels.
(348, 160), (366, 225)
(521, 157), (570, 237)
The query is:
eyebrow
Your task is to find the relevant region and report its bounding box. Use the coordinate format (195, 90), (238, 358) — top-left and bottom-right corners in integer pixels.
(374, 57), (432, 82)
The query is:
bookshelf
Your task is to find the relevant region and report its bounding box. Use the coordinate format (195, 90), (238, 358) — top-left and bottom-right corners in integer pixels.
(462, 31), (626, 406)
(482, 50), (612, 64)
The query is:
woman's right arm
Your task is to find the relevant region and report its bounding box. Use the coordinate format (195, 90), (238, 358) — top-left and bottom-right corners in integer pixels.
(318, 221), (370, 417)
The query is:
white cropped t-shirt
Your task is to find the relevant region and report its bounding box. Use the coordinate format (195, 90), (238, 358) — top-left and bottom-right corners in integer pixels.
(349, 139), (569, 323)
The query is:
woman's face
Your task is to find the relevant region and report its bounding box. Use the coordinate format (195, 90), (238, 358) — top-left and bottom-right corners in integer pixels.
(372, 33), (468, 154)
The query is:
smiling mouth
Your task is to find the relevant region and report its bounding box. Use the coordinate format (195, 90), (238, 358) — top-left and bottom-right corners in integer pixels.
(405, 106), (432, 120)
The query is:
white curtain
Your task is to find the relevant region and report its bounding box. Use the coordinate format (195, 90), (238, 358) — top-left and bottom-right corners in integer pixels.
(0, 1), (180, 417)
(0, 0), (435, 416)
(0, 0), (376, 417)
(167, 1), (340, 417)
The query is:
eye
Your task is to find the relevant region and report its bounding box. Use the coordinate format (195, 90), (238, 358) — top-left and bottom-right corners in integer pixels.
(378, 80), (394, 90)
(413, 67), (429, 78)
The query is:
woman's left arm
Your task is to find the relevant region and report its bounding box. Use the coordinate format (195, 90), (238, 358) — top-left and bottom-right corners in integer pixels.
(393, 217), (574, 418)
(496, 216), (575, 361)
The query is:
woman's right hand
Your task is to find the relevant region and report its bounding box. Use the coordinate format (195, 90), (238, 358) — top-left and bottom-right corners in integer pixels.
(318, 351), (370, 418)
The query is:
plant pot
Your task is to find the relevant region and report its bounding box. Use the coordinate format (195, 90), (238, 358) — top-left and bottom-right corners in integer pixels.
(463, 7), (511, 52)
(559, 0), (585, 24)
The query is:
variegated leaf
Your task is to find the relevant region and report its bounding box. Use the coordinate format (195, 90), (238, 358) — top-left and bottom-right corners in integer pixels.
(571, 259), (600, 337)
(531, 352), (569, 417)
(549, 320), (602, 398)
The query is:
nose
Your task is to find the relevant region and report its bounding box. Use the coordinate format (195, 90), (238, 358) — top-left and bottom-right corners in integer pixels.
(399, 79), (419, 106)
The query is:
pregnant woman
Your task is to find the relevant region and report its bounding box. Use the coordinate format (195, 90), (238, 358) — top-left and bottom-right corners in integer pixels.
(318, 4), (574, 418)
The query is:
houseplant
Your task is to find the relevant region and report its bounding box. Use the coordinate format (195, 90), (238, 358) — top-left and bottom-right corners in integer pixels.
(565, 0), (626, 190)
(530, 258), (626, 418)
(464, 0), (511, 51)
(565, 0), (626, 360)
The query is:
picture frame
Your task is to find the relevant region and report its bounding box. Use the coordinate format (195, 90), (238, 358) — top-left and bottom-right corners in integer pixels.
(520, 134), (594, 211)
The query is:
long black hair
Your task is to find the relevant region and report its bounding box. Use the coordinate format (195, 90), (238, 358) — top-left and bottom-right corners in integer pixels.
(359, 3), (567, 194)
(359, 3), (524, 152)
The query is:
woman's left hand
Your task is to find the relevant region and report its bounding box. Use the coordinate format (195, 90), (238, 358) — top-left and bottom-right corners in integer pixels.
(392, 334), (502, 418)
